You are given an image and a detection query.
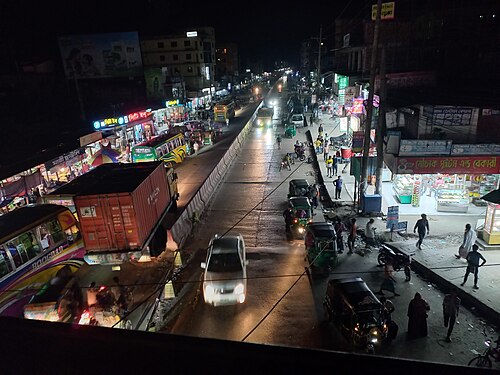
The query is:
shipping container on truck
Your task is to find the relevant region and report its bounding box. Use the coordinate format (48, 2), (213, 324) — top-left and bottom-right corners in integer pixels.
(45, 162), (178, 265)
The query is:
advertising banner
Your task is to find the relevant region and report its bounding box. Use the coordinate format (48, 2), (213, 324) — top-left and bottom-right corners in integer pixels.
(59, 32), (143, 79)
(423, 106), (475, 127)
(386, 206), (399, 229)
(144, 68), (165, 100)
(399, 139), (452, 156)
(351, 131), (365, 152)
(451, 144), (500, 155)
(372, 2), (396, 20)
(395, 156), (500, 174)
(44, 148), (87, 170)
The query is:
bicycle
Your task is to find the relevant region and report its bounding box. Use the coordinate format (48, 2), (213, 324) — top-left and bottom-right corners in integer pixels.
(468, 337), (500, 368)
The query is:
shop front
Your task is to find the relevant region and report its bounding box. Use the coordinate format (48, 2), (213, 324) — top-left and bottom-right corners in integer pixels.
(385, 154), (500, 216)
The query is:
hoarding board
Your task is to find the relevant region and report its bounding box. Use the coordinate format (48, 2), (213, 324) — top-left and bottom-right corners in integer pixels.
(399, 140), (452, 156)
(395, 156), (500, 174)
(59, 32), (143, 79)
(451, 144), (500, 155)
(423, 106), (476, 127)
(351, 131), (365, 152)
(386, 206), (399, 229)
(372, 2), (396, 20)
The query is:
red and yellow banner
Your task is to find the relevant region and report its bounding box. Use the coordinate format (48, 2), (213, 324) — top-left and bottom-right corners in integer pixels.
(396, 156), (500, 174)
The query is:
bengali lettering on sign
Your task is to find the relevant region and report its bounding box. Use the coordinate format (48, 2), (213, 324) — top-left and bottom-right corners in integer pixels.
(395, 156), (500, 174)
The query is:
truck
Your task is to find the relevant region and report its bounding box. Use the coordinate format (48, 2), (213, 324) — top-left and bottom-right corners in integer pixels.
(44, 161), (179, 264)
(255, 106), (274, 127)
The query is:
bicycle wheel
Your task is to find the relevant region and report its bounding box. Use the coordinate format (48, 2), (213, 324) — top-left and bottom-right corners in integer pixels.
(468, 355), (492, 368)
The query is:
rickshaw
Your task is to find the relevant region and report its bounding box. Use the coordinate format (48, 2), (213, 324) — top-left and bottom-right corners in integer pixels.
(288, 196), (313, 239)
(284, 123), (297, 138)
(287, 179), (310, 199)
(304, 222), (337, 276)
(323, 277), (389, 354)
(203, 126), (215, 145)
(191, 129), (203, 145)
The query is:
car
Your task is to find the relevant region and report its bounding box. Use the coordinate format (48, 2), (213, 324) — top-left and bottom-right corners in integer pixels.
(201, 233), (248, 306)
(290, 113), (305, 127)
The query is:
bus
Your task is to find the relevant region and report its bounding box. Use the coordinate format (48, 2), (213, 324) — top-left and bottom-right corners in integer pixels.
(131, 132), (188, 167)
(214, 100), (236, 125)
(0, 204), (85, 317)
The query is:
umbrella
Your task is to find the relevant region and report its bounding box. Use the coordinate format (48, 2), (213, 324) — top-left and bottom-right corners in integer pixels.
(89, 147), (121, 167)
(481, 189), (500, 204)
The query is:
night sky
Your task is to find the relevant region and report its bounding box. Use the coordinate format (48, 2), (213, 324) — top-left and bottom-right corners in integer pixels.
(1, 0), (353, 69)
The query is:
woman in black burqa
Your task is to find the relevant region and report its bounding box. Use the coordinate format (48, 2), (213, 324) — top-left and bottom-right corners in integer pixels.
(407, 292), (430, 339)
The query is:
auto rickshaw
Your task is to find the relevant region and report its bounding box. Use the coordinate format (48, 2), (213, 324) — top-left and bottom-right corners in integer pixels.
(203, 126), (215, 145)
(287, 179), (310, 199)
(304, 222), (337, 276)
(191, 129), (203, 145)
(284, 123), (296, 138)
(288, 196), (313, 239)
(323, 277), (389, 354)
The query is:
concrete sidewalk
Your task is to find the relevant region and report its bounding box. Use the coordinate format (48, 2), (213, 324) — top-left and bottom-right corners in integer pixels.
(307, 109), (500, 326)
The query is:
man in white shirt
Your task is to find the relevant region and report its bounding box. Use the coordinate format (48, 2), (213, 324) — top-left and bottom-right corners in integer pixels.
(365, 218), (376, 248)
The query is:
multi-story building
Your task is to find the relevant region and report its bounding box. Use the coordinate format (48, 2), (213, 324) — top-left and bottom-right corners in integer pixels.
(141, 27), (216, 107)
(215, 42), (239, 88)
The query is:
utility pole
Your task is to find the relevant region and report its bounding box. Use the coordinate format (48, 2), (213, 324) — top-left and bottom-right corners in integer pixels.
(375, 46), (387, 195)
(360, 0), (382, 202)
(317, 25), (322, 91)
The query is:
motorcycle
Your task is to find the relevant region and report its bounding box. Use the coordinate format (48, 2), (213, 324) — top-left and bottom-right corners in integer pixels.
(377, 244), (411, 272)
(469, 337), (500, 368)
(280, 157), (291, 171)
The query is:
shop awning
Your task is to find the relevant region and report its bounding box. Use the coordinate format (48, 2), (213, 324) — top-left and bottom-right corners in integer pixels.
(481, 189), (500, 204)
(89, 147), (121, 167)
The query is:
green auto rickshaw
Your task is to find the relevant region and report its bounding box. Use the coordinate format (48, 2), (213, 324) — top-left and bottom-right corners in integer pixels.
(304, 222), (337, 276)
(287, 179), (310, 199)
(288, 196), (313, 239)
(284, 123), (297, 138)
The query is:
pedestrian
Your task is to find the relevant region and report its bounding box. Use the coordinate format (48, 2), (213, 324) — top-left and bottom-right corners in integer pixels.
(283, 208), (293, 237)
(455, 223), (476, 259)
(86, 281), (99, 308)
(407, 292), (430, 339)
(325, 156), (333, 178)
(377, 261), (400, 297)
(193, 141), (200, 154)
(460, 244), (486, 289)
(112, 276), (129, 313)
(318, 124), (324, 137)
(347, 218), (357, 254)
(365, 218), (376, 248)
(314, 138), (322, 154)
(276, 134), (282, 150)
(333, 176), (343, 199)
(380, 296), (395, 321)
(443, 288), (461, 342)
(413, 213), (429, 249)
(333, 217), (345, 254)
(333, 155), (338, 176)
(308, 185), (318, 209)
(323, 143), (329, 161)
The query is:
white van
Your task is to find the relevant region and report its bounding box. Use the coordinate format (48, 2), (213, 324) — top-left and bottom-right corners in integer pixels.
(201, 233), (248, 306)
(290, 113), (305, 127)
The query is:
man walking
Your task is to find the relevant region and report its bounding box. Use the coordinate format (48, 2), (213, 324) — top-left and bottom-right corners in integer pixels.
(460, 244), (486, 289)
(325, 156), (333, 178)
(413, 213), (429, 249)
(283, 208), (293, 238)
(347, 218), (357, 254)
(323, 142), (329, 161)
(334, 176), (343, 199)
(443, 288), (461, 342)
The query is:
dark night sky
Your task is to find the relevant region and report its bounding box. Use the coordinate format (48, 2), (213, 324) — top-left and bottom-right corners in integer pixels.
(1, 0), (354, 69)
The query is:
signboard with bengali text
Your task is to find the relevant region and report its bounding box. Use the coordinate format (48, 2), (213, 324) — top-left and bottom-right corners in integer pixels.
(372, 2), (396, 20)
(399, 139), (452, 156)
(395, 156), (500, 174)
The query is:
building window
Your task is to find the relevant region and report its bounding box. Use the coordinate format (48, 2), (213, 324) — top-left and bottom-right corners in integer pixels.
(184, 40), (191, 47)
(200, 53), (203, 59)
(160, 55), (165, 62)
(173, 54), (178, 61)
(186, 53), (192, 60)
(187, 66), (193, 73)
(158, 42), (164, 48)
(171, 41), (178, 47)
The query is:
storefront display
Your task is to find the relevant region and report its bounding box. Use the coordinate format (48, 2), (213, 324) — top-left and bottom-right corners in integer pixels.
(436, 188), (469, 213)
(483, 203), (500, 244)
(393, 175), (413, 204)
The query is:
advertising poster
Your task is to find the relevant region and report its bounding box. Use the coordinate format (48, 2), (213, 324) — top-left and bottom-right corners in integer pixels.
(144, 68), (165, 99)
(386, 206), (399, 229)
(59, 32), (143, 79)
(351, 131), (365, 152)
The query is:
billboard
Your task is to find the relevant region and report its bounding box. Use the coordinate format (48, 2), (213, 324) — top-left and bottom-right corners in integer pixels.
(144, 68), (165, 100)
(59, 32), (143, 79)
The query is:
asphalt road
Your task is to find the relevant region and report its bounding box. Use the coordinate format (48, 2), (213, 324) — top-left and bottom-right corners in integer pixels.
(160, 82), (500, 369)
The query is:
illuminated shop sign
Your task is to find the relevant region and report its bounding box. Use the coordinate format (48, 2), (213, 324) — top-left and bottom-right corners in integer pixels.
(93, 109), (152, 130)
(186, 31), (198, 37)
(395, 156), (500, 174)
(166, 99), (182, 107)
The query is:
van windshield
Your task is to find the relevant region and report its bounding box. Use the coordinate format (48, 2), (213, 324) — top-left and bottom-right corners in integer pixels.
(208, 253), (242, 273)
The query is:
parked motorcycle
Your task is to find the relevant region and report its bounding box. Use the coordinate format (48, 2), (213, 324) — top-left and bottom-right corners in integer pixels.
(469, 337), (500, 368)
(280, 158), (291, 171)
(377, 244), (411, 272)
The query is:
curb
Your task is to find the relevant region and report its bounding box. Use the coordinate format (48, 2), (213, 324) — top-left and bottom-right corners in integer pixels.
(410, 258), (500, 328)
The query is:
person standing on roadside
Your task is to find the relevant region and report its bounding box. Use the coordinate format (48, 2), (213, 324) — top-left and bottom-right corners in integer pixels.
(325, 156), (333, 178)
(413, 213), (429, 249)
(283, 208), (293, 236)
(365, 218), (376, 248)
(334, 176), (343, 199)
(456, 223), (476, 259)
(347, 218), (357, 254)
(323, 142), (329, 161)
(333, 217), (345, 254)
(460, 244), (486, 289)
(443, 288), (461, 342)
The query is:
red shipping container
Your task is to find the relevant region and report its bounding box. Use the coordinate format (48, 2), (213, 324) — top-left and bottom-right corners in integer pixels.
(74, 162), (170, 252)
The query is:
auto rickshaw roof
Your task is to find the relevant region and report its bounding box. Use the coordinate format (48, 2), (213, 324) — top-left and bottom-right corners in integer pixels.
(307, 222), (336, 238)
(288, 196), (311, 207)
(289, 179), (309, 187)
(327, 278), (381, 312)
